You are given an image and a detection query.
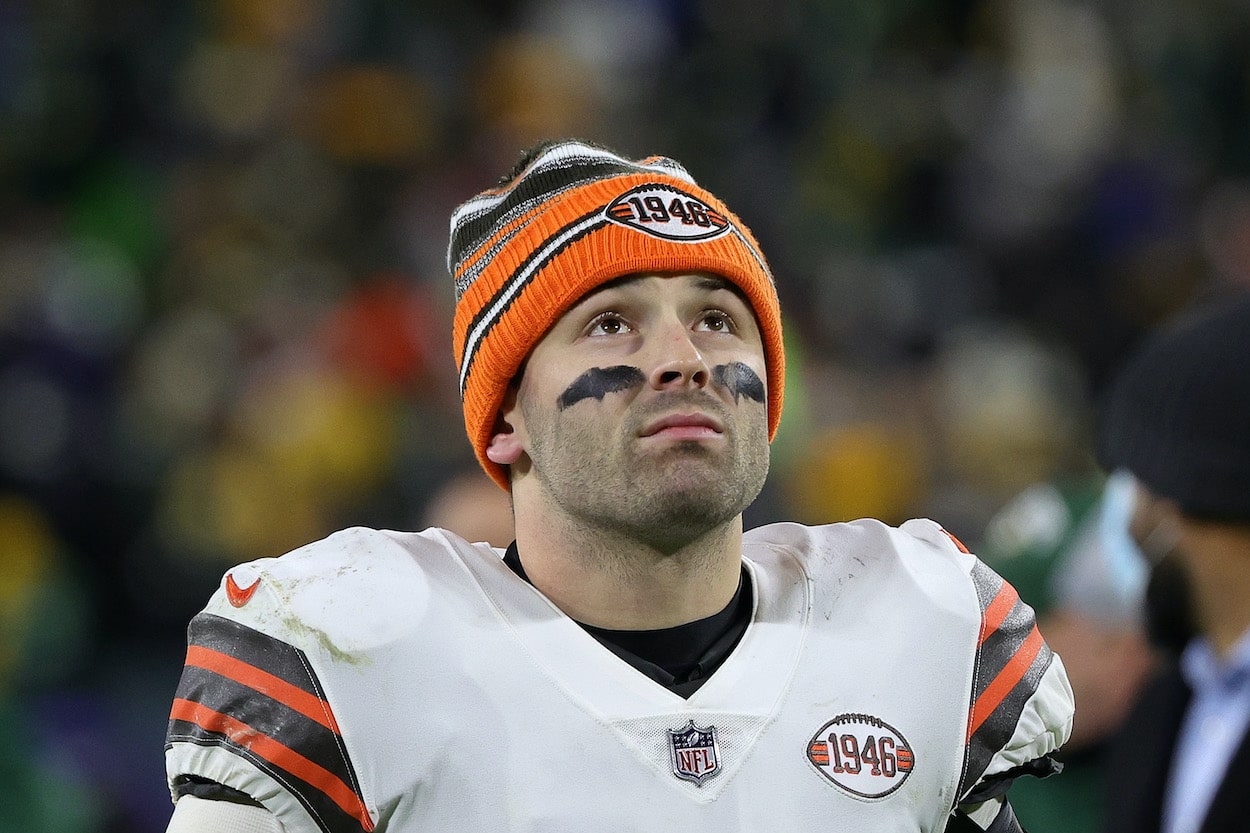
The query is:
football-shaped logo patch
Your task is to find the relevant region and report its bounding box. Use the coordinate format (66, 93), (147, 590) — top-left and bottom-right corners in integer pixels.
(806, 713), (914, 799)
(604, 183), (732, 242)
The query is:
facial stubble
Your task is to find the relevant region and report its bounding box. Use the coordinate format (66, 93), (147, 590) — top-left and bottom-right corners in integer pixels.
(525, 365), (770, 554)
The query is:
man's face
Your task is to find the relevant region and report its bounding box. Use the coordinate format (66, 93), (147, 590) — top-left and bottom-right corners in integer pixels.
(500, 272), (771, 552)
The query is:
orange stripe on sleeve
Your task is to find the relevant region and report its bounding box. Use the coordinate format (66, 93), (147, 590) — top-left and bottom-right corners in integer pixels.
(185, 645), (341, 734)
(977, 582), (1021, 646)
(169, 698), (373, 831)
(966, 624), (1045, 740)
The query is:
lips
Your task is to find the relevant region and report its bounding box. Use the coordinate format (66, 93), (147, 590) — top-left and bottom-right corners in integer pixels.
(640, 412), (724, 438)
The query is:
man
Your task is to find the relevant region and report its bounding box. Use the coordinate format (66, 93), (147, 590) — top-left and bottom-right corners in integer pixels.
(1097, 293), (1250, 833)
(162, 140), (1073, 832)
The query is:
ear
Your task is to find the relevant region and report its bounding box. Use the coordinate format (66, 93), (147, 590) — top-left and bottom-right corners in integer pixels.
(486, 428), (524, 465)
(485, 384), (525, 465)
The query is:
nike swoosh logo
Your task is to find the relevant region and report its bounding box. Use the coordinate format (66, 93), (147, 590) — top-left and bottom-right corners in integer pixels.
(226, 574), (261, 607)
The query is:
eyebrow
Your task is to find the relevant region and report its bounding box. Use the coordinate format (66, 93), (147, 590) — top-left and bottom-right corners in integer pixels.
(693, 275), (734, 292)
(695, 274), (753, 309)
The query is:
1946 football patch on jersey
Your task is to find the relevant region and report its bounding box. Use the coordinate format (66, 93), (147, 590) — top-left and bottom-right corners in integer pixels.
(806, 713), (915, 799)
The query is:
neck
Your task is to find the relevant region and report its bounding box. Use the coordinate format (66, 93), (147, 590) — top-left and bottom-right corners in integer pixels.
(1180, 521), (1250, 658)
(511, 509), (745, 630)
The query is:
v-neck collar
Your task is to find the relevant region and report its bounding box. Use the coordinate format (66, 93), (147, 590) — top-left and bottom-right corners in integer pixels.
(461, 538), (809, 720)
(504, 541), (752, 697)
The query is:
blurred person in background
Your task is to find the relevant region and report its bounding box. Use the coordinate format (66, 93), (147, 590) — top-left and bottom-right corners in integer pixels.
(1095, 293), (1250, 833)
(976, 471), (1155, 833)
(962, 326), (1158, 833)
(418, 466), (515, 548)
(159, 139), (1072, 832)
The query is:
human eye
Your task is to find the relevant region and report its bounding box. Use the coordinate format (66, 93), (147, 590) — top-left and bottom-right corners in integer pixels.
(586, 311), (632, 337)
(695, 309), (735, 333)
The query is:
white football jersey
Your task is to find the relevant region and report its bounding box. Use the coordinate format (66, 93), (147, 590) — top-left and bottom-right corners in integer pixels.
(165, 518), (1073, 832)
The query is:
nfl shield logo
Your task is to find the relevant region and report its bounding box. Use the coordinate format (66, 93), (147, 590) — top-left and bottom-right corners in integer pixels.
(668, 720), (721, 785)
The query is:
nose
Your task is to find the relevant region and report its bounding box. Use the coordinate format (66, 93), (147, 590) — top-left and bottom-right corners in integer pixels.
(647, 323), (710, 391)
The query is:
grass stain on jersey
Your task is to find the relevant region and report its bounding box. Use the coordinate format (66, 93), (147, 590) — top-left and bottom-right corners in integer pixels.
(280, 613), (373, 666)
(557, 365), (645, 410)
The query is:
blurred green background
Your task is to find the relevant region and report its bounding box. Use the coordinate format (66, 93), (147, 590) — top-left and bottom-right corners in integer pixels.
(2, 0), (1247, 829)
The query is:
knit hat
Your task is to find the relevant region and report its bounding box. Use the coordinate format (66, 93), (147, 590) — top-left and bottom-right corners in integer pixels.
(448, 140), (785, 490)
(1096, 293), (1250, 521)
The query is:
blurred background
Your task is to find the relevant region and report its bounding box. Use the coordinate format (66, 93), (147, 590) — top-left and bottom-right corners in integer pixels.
(2, 0), (1249, 829)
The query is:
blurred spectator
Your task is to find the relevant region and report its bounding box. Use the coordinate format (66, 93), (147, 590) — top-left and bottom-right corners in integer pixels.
(977, 472), (1155, 833)
(420, 467), (515, 548)
(923, 322), (1095, 537)
(1096, 293), (1250, 833)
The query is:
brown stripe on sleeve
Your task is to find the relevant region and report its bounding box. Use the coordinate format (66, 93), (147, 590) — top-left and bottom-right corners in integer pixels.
(166, 613), (372, 833)
(957, 561), (1055, 801)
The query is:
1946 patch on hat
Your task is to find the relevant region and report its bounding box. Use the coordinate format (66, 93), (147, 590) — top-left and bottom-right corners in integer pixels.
(605, 183), (732, 242)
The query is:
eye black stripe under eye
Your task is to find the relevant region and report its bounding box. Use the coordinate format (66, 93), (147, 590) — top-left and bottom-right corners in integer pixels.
(712, 363), (765, 403)
(557, 366), (645, 410)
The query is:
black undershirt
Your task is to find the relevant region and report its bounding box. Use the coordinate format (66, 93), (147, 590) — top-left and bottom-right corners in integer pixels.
(503, 542), (752, 698)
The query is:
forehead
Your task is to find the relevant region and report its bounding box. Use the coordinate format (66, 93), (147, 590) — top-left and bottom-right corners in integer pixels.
(566, 272), (752, 312)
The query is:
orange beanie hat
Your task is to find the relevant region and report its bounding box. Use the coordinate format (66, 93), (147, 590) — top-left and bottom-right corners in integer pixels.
(449, 140), (785, 489)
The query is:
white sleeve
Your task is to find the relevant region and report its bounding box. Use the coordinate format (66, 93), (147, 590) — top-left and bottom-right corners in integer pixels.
(166, 796), (285, 833)
(961, 797), (1004, 829)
